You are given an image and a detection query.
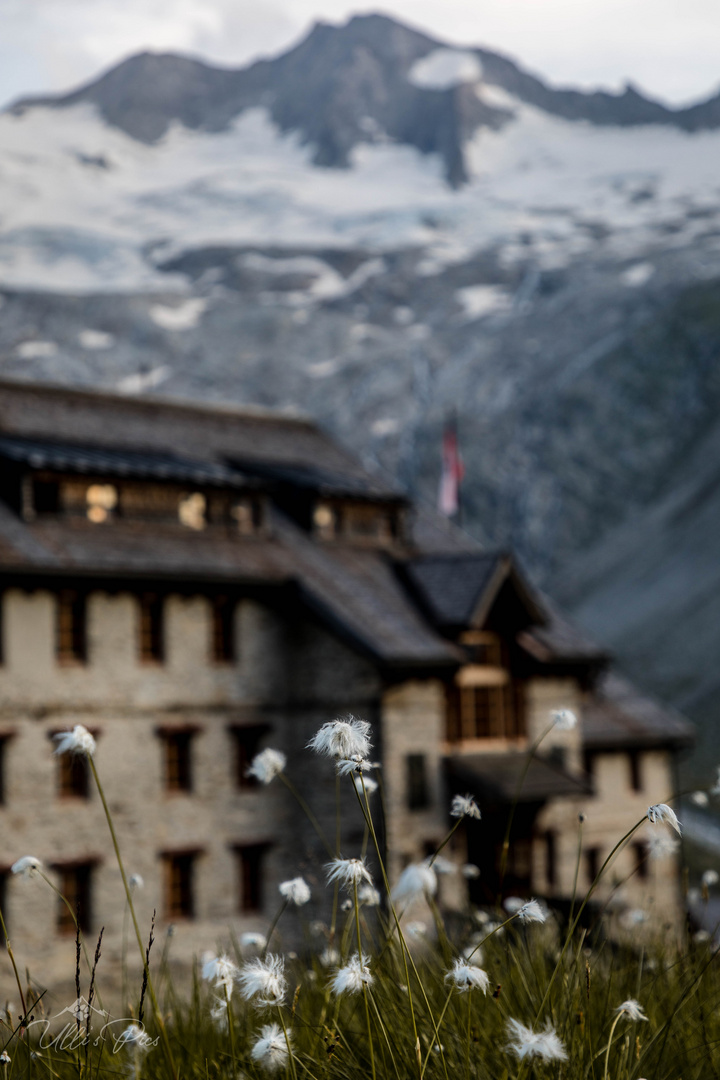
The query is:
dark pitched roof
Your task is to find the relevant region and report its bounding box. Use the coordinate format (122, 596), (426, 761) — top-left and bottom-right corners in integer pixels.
(0, 434), (250, 488)
(518, 598), (609, 666)
(445, 752), (591, 804)
(401, 552), (547, 632)
(582, 671), (694, 750)
(0, 377), (399, 499)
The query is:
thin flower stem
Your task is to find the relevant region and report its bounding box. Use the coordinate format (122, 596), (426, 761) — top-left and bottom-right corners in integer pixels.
(419, 991), (454, 1079)
(354, 776), (448, 1080)
(569, 815), (585, 928)
(277, 1006), (297, 1080)
(534, 816), (646, 1026)
(465, 993), (471, 1080)
(279, 773), (334, 858)
(262, 900), (289, 959)
(224, 986), (236, 1079)
(602, 1012), (623, 1080)
(498, 720), (557, 896)
(0, 907), (27, 1023)
(353, 882), (376, 1080)
(86, 756), (178, 1080)
(427, 817), (464, 867)
(367, 990), (401, 1080)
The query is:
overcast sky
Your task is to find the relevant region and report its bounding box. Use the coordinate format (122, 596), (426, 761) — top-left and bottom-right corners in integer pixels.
(3, 0), (720, 110)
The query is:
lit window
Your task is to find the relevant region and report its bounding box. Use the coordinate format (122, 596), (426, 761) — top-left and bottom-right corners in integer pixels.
(178, 493), (206, 530)
(446, 682), (524, 741)
(86, 484), (118, 524)
(139, 594), (164, 662)
(162, 851), (197, 919)
(232, 498), (263, 534)
(56, 591), (87, 664)
(57, 862), (94, 935)
(313, 503), (337, 539)
(235, 844), (269, 913)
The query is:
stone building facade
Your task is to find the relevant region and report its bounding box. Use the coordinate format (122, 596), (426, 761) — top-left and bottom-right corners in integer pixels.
(0, 378), (693, 989)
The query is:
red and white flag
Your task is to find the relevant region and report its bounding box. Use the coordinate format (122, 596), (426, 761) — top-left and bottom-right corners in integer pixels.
(438, 417), (464, 517)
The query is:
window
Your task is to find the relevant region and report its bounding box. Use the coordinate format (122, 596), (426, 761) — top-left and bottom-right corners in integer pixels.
(446, 681), (524, 742)
(585, 846), (601, 886)
(235, 844), (269, 913)
(178, 493), (206, 530)
(406, 754), (430, 810)
(33, 479), (60, 515)
(56, 591), (87, 663)
(139, 594), (164, 662)
(162, 851), (197, 919)
(211, 596), (236, 663)
(633, 841), (649, 881)
(59, 752), (90, 799)
(545, 830), (557, 889)
(628, 752), (643, 793)
(57, 862), (94, 935)
(0, 735), (13, 803)
(86, 484), (118, 524)
(232, 498), (263, 534)
(158, 729), (196, 792)
(229, 725), (268, 789)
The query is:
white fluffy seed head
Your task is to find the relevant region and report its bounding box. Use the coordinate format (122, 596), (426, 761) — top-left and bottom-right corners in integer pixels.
(551, 708), (577, 731)
(53, 725), (96, 757)
(515, 899), (547, 924)
(353, 774), (378, 796)
(11, 856), (42, 879)
(390, 862), (437, 905)
(646, 834), (679, 860)
(279, 877), (311, 906)
(240, 932), (267, 950)
(506, 1018), (567, 1062)
(615, 999), (648, 1022)
(445, 958), (490, 994)
(450, 794), (481, 819)
(202, 954), (239, 994)
(330, 954), (373, 995)
(307, 716), (371, 759)
(238, 954), (287, 1007)
(325, 857), (373, 890)
(251, 1023), (290, 1072)
(647, 803), (682, 835)
(246, 748), (286, 784)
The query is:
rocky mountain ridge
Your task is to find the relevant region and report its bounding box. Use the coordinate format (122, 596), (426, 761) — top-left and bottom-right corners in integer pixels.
(2, 13), (720, 782)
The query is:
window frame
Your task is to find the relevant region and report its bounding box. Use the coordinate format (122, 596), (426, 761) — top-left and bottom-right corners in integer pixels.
(139, 593), (165, 663)
(54, 860), (96, 936)
(156, 726), (199, 794)
(233, 842), (270, 914)
(228, 723), (270, 790)
(56, 590), (88, 664)
(161, 849), (200, 920)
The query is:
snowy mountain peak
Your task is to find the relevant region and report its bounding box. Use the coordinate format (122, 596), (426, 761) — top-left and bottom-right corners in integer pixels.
(10, 12), (720, 189)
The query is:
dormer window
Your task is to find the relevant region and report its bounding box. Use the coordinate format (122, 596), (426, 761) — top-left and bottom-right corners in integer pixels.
(446, 632), (525, 743)
(86, 484), (118, 524)
(312, 500), (402, 545)
(232, 497), (264, 535)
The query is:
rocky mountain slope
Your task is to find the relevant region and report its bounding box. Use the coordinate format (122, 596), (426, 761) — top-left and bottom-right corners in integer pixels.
(2, 13), (720, 781)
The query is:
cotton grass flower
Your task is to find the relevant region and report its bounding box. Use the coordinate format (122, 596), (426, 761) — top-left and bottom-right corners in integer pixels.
(646, 834), (679, 860)
(702, 869), (719, 888)
(246, 748), (286, 784)
(515, 899), (547, 923)
(551, 708), (577, 730)
(445, 958), (490, 994)
(615, 999), (648, 1022)
(357, 883), (381, 906)
(251, 1023), (290, 1072)
(391, 862), (437, 904)
(430, 855), (455, 875)
(11, 856), (42, 879)
(325, 857), (373, 889)
(330, 954), (373, 995)
(129, 873), (144, 889)
(241, 932), (267, 949)
(353, 774), (378, 796)
(307, 716), (371, 759)
(462, 863), (481, 879)
(202, 954), (239, 997)
(450, 794), (481, 819)
(690, 790), (709, 807)
(336, 756), (376, 776)
(279, 876), (311, 906)
(506, 1018), (567, 1061)
(647, 803), (682, 835)
(53, 725), (96, 757)
(238, 954), (287, 1007)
